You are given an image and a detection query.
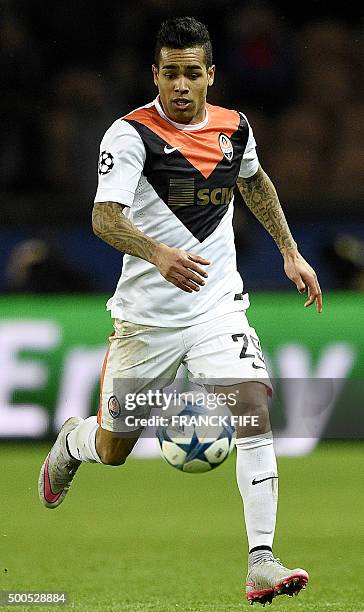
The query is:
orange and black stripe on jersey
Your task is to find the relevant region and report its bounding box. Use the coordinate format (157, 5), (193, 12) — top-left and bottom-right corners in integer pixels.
(123, 104), (249, 242)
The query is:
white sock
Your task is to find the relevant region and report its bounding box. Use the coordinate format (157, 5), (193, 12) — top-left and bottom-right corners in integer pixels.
(66, 417), (102, 463)
(235, 431), (278, 551)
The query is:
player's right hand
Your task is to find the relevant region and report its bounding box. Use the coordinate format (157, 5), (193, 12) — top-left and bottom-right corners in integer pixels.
(152, 244), (210, 293)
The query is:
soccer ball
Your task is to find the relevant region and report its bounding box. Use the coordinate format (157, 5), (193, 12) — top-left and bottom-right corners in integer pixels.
(156, 401), (235, 473)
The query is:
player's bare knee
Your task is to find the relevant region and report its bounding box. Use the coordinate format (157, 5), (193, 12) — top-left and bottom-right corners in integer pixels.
(231, 381), (271, 434)
(96, 428), (138, 466)
(236, 402), (270, 437)
(101, 453), (127, 466)
(98, 446), (130, 466)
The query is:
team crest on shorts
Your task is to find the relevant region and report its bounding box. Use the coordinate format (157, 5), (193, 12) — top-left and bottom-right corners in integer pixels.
(218, 133), (233, 162)
(108, 395), (121, 418)
(98, 151), (114, 175)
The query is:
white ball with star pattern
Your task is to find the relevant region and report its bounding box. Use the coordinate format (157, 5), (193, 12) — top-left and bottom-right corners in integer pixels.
(156, 401), (235, 473)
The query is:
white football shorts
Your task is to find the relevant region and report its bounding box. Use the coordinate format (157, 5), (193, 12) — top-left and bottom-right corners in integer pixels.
(97, 310), (271, 432)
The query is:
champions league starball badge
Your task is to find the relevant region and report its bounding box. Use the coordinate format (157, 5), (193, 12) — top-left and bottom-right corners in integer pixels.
(98, 151), (114, 175)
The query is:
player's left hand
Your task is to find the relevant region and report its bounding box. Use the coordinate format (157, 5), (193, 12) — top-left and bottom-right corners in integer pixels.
(282, 248), (323, 313)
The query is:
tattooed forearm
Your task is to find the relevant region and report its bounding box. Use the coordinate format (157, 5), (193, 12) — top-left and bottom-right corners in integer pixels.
(236, 166), (297, 252)
(92, 201), (159, 262)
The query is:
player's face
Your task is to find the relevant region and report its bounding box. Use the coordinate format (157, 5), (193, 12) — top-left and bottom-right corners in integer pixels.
(152, 47), (215, 125)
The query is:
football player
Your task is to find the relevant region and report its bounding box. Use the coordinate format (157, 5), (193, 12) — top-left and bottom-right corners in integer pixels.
(39, 16), (322, 606)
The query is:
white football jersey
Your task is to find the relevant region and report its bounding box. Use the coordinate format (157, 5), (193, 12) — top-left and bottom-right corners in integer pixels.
(94, 97), (259, 326)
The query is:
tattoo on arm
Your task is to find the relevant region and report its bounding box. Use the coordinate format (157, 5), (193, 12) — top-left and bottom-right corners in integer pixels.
(92, 201), (159, 262)
(236, 166), (297, 252)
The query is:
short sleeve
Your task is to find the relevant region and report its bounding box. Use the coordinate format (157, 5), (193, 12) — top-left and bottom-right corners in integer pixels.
(238, 113), (260, 179)
(94, 119), (146, 207)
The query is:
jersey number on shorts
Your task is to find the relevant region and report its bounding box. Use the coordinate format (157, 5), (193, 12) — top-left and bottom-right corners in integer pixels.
(232, 333), (266, 365)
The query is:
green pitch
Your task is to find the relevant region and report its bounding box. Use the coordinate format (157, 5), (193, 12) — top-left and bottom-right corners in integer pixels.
(1, 441), (363, 611)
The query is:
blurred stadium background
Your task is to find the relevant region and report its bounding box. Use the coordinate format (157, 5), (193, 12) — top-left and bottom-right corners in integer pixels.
(0, 1), (363, 610)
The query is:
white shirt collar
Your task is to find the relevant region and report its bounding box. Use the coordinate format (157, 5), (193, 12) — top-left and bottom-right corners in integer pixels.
(154, 96), (209, 131)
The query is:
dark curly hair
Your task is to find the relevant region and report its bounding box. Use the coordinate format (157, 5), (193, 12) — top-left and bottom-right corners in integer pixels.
(154, 17), (213, 67)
